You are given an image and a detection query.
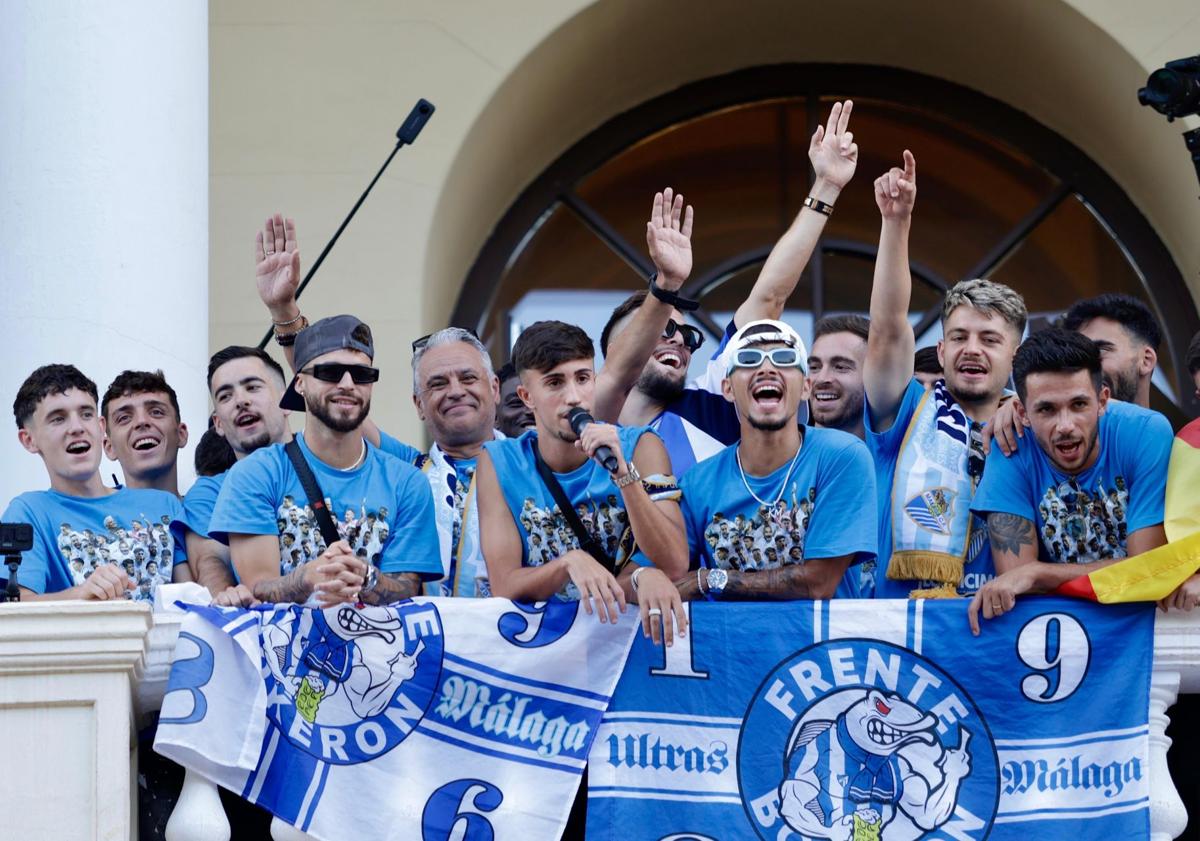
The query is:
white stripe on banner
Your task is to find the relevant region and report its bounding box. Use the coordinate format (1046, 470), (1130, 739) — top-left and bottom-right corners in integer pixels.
(418, 720), (587, 772)
(993, 797), (1150, 824)
(588, 788), (743, 805)
(245, 727), (280, 804)
(446, 658), (610, 711)
(601, 712), (742, 727)
(995, 724), (1150, 748)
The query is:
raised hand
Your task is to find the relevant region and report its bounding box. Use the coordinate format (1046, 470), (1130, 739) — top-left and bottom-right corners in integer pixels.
(874, 150), (918, 221)
(255, 213), (302, 321)
(809, 100), (859, 192)
(645, 187), (694, 291)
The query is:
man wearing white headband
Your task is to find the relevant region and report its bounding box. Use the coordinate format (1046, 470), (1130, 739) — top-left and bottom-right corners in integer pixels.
(673, 320), (877, 600)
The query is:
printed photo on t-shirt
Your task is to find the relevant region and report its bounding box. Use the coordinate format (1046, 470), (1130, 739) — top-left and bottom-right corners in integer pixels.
(1037, 476), (1130, 563)
(275, 495), (391, 574)
(55, 514), (174, 600)
(702, 486), (817, 572)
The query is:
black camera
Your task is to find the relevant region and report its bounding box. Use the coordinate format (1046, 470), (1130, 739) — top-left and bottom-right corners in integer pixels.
(0, 522), (32, 603)
(1138, 55), (1200, 121)
(0, 523), (33, 555)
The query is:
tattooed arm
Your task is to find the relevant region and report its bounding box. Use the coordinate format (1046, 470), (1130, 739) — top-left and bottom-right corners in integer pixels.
(968, 512), (1120, 634)
(358, 572), (422, 605)
(677, 555), (852, 601)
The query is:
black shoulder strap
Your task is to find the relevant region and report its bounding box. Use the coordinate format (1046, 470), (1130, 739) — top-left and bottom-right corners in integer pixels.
(284, 439), (343, 548)
(532, 443), (615, 574)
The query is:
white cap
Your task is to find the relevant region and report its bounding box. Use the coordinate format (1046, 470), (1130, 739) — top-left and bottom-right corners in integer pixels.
(724, 319), (808, 375)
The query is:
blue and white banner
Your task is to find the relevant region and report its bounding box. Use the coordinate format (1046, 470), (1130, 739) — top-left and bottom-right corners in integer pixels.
(587, 598), (1153, 840)
(155, 598), (637, 840)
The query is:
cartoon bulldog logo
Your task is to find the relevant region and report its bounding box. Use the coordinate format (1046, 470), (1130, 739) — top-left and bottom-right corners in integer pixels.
(262, 602), (444, 764)
(739, 640), (998, 840)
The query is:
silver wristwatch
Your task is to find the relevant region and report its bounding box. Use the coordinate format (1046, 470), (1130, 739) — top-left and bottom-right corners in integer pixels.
(615, 464), (641, 489)
(359, 565), (379, 598)
(705, 567), (728, 598)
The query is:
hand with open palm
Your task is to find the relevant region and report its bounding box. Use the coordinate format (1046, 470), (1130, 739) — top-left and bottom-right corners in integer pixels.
(645, 187), (694, 292)
(255, 213), (302, 323)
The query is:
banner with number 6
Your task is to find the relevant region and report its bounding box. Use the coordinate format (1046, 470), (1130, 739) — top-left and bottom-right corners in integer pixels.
(587, 598), (1153, 841)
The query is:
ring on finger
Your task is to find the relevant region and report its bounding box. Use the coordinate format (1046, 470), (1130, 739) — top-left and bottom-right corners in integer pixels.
(647, 608), (662, 617)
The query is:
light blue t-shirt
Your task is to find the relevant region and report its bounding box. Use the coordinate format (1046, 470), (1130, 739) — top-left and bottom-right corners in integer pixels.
(377, 430), (422, 465)
(971, 400), (1172, 563)
(180, 473), (225, 538)
(865, 378), (993, 598)
(208, 432), (440, 580)
(0, 486), (186, 599)
(679, 427), (877, 598)
(484, 426), (674, 600)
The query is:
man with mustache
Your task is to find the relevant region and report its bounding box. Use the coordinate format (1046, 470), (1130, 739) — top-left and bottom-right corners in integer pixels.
(255, 216), (507, 598)
(208, 316), (440, 605)
(864, 150), (1028, 599)
(673, 320), (877, 601)
(597, 101), (860, 475)
(176, 346), (293, 604)
(807, 314), (870, 439)
(966, 328), (1171, 633)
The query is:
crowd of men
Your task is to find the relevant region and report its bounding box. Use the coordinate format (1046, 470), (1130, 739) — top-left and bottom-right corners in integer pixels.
(6, 100), (1200, 650)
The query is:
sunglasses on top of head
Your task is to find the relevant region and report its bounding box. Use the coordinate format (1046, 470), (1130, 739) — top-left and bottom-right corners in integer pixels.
(731, 347), (804, 370)
(663, 320), (704, 352)
(411, 327), (482, 353)
(301, 363), (380, 384)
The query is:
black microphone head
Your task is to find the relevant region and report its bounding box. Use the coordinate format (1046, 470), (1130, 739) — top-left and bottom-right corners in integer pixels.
(567, 407), (593, 436)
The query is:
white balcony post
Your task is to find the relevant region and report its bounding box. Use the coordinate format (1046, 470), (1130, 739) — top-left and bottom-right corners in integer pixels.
(0, 601), (152, 840)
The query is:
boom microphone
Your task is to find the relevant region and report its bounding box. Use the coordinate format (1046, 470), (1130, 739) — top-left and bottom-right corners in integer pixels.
(567, 408), (619, 475)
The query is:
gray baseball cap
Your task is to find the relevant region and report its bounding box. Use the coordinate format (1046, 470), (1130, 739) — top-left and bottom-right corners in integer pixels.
(279, 315), (375, 411)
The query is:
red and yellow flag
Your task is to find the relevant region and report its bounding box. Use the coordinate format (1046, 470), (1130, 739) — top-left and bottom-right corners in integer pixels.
(1056, 418), (1200, 603)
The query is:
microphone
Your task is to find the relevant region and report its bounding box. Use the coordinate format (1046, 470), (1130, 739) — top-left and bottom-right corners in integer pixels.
(568, 408), (619, 475)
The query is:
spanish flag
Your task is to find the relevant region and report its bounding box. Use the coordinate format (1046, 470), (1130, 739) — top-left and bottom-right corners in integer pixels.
(1057, 418), (1200, 602)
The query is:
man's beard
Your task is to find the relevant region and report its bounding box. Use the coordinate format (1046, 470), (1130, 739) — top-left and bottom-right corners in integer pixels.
(308, 392), (370, 433)
(811, 389), (865, 432)
(748, 413), (789, 432)
(637, 367), (686, 405)
(232, 429), (272, 456)
(1105, 366), (1139, 403)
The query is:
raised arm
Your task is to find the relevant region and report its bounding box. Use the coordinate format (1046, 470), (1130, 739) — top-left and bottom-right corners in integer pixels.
(734, 100), (858, 326)
(863, 151), (919, 430)
(254, 213), (383, 444)
(593, 189), (693, 422)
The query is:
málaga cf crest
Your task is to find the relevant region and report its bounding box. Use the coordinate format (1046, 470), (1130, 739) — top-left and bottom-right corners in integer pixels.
(262, 602), (444, 765)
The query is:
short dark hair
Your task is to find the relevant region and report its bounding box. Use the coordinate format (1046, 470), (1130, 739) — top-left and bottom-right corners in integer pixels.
(496, 361), (519, 385)
(1187, 330), (1200, 376)
(913, 346), (942, 375)
(207, 345), (286, 391)
(1012, 328), (1102, 402)
(600, 290), (648, 357)
(512, 321), (594, 374)
(194, 427), (237, 477)
(13, 364), (98, 429)
(102, 370), (181, 421)
(1060, 293), (1161, 351)
(813, 314), (869, 343)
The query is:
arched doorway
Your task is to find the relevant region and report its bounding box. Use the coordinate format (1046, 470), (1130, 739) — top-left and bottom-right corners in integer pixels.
(452, 65), (1199, 421)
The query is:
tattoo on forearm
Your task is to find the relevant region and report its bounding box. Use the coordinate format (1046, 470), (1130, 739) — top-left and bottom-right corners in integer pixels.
(989, 513), (1035, 557)
(360, 572), (422, 606)
(252, 564), (313, 604)
(724, 565), (813, 601)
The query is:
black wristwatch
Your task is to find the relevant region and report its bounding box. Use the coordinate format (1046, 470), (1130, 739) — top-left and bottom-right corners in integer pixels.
(648, 274), (700, 312)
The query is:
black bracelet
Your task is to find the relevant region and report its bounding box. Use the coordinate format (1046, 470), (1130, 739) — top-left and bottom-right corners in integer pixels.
(275, 329), (298, 347)
(647, 273), (700, 312)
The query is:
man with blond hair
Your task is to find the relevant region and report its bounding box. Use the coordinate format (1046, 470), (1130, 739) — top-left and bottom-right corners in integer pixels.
(863, 150), (1028, 599)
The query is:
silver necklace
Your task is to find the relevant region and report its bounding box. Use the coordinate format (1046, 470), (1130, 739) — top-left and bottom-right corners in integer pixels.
(736, 433), (804, 508)
(331, 438), (368, 472)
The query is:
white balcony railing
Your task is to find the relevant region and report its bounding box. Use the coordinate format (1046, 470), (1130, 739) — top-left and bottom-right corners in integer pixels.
(0, 600), (1194, 840)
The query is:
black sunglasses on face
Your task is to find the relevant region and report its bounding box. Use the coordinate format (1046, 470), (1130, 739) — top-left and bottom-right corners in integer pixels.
(302, 363), (380, 384)
(664, 319), (704, 352)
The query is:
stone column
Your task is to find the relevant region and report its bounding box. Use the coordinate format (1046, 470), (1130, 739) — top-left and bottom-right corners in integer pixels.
(0, 0), (209, 502)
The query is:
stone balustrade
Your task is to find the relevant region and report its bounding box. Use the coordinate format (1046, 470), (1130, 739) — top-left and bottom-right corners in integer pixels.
(1, 600), (1194, 840)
